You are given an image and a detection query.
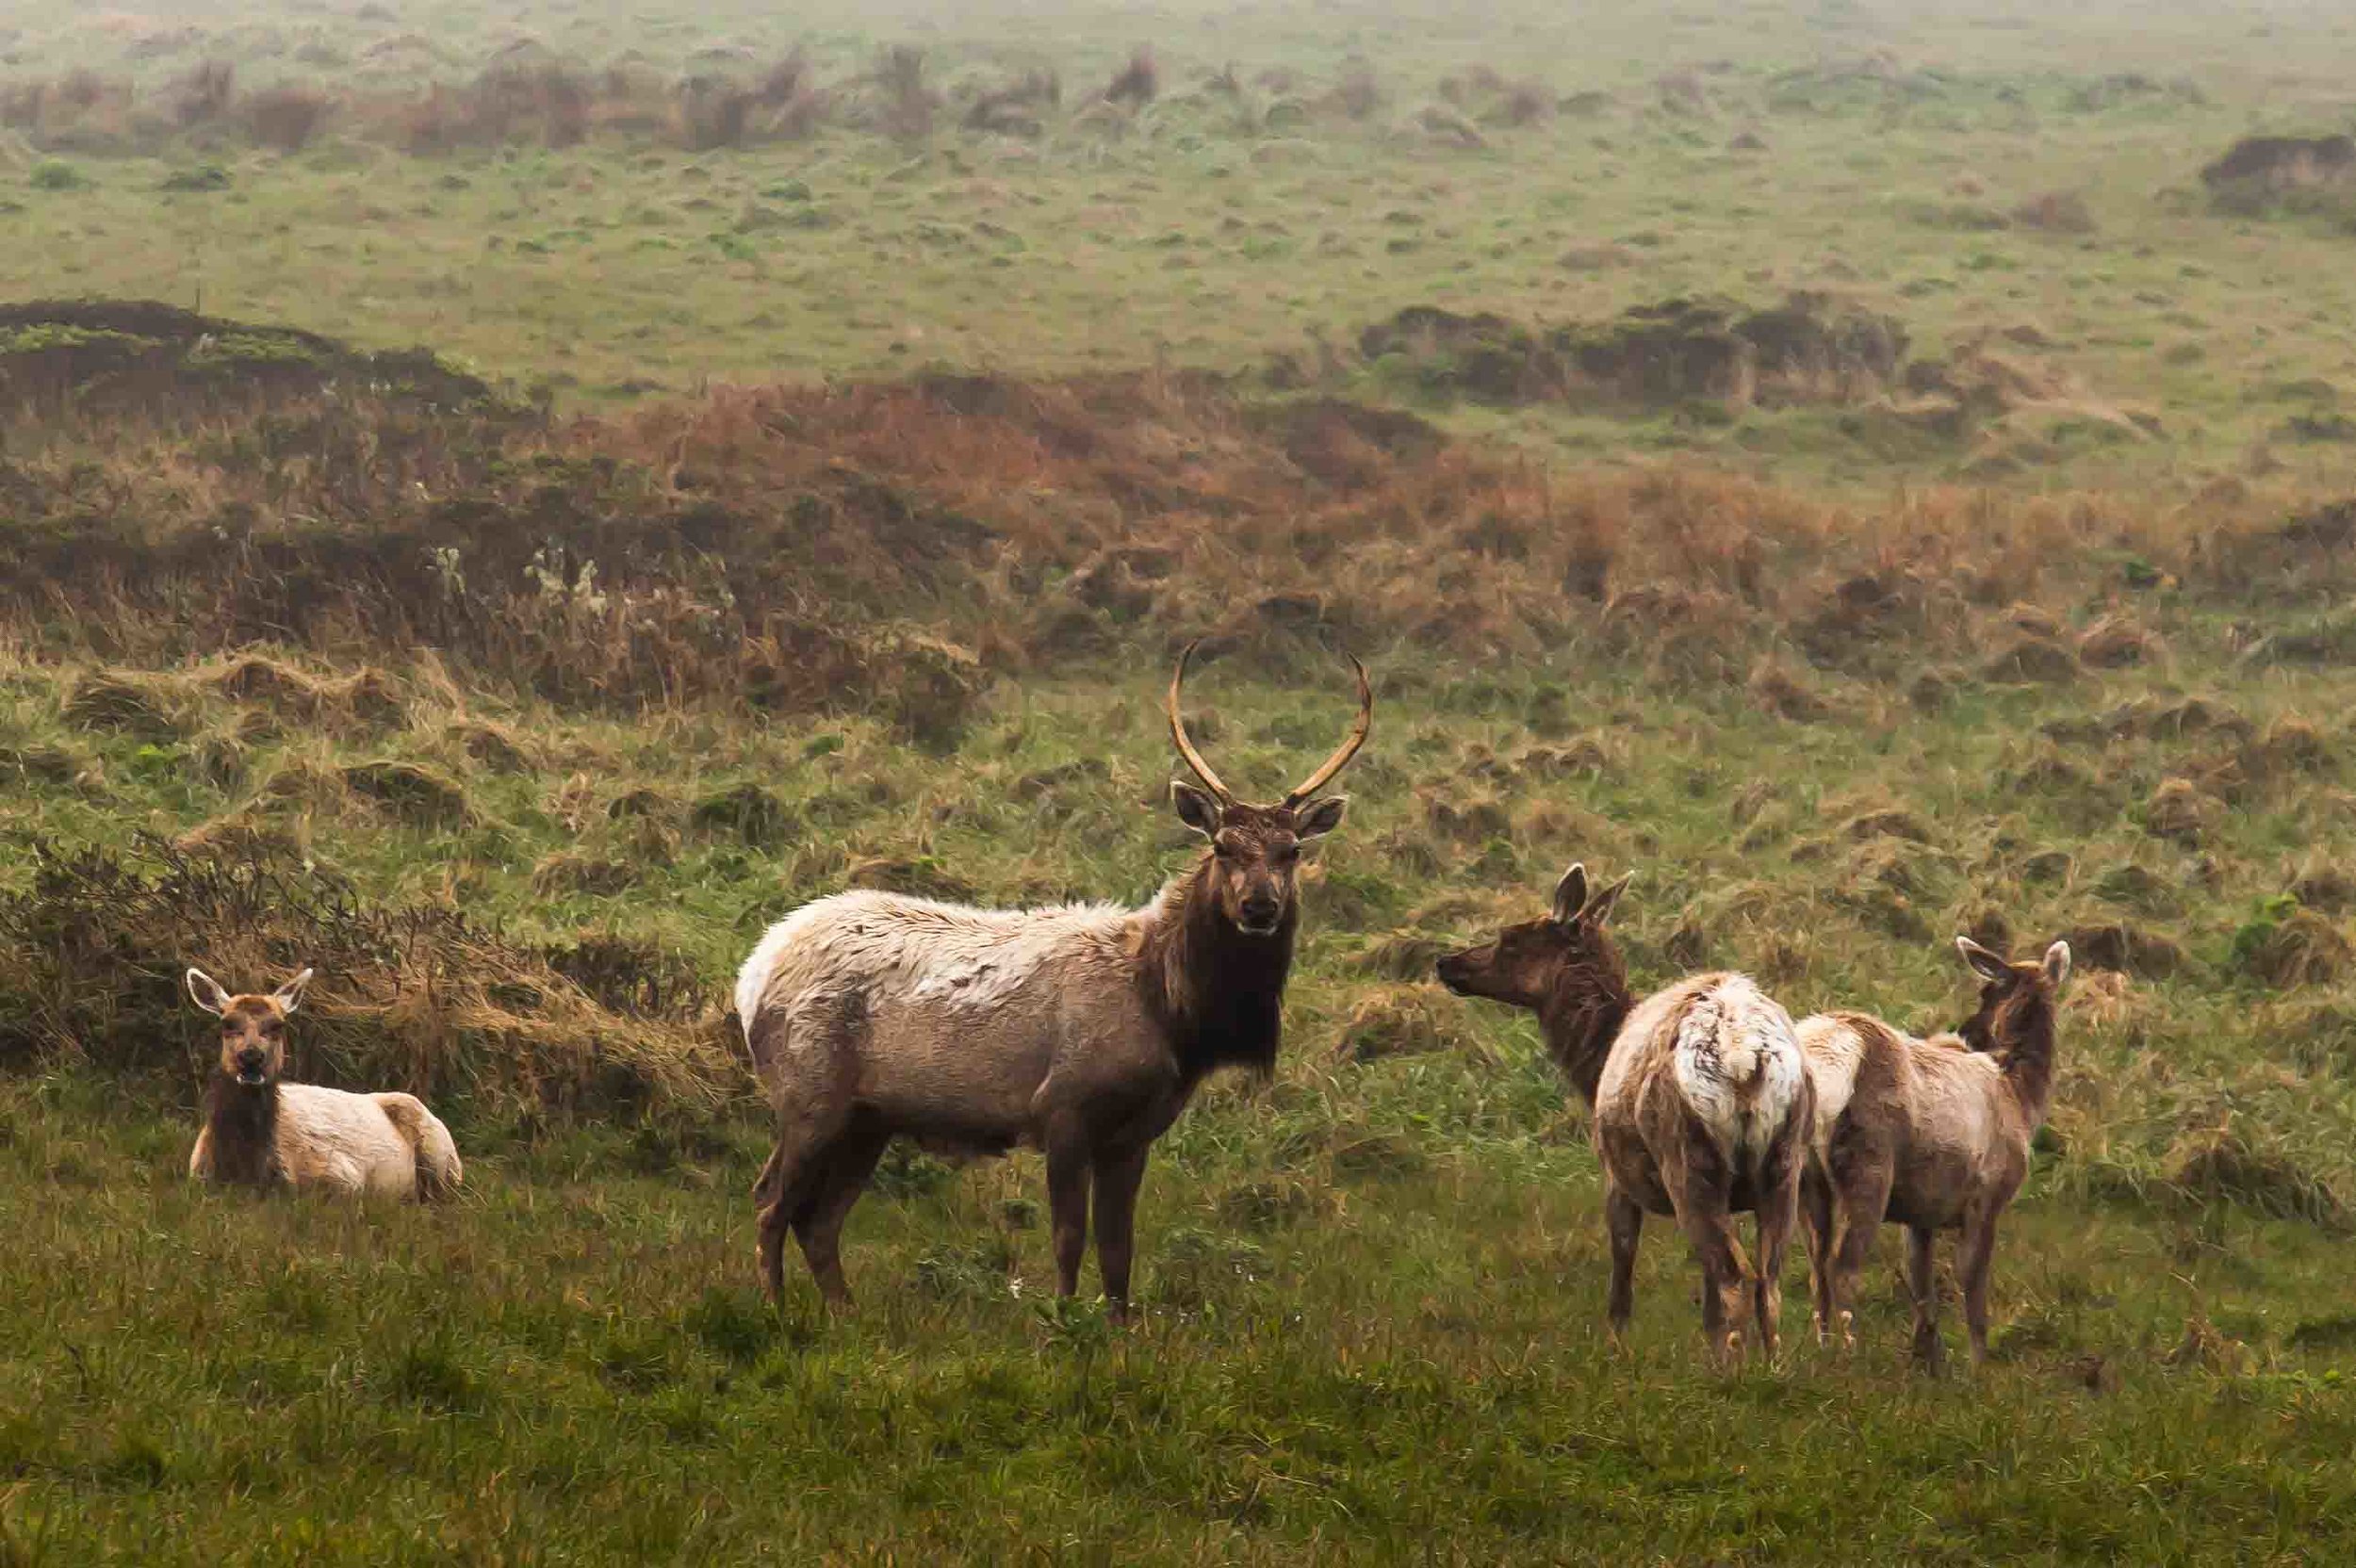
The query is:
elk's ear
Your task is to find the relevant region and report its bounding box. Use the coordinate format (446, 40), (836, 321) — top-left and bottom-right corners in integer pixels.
(1550, 863), (1589, 927)
(1295, 795), (1348, 841)
(1171, 781), (1223, 840)
(1581, 871), (1633, 929)
(271, 967), (316, 1016)
(186, 968), (230, 1017)
(1955, 936), (2014, 984)
(2041, 939), (2071, 992)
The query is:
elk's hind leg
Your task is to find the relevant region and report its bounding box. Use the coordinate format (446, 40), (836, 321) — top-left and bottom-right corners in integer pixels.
(752, 996), (862, 1304)
(1801, 1168), (1837, 1346)
(1604, 1184), (1644, 1348)
(1664, 1146), (1751, 1365)
(1751, 1135), (1804, 1362)
(1957, 1202), (2004, 1368)
(1906, 1224), (1946, 1374)
(795, 1111), (892, 1310)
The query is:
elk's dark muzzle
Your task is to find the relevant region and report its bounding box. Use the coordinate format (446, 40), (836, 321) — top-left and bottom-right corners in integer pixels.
(235, 1048), (269, 1086)
(1238, 892), (1284, 934)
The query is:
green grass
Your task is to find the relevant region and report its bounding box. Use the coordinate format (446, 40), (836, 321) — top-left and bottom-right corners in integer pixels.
(7, 0), (2356, 1559)
(8, 1073), (2356, 1564)
(1, 0), (2354, 489)
(6, 632), (2356, 1560)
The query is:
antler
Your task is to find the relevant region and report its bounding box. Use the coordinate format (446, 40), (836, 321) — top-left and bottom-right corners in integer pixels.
(1166, 639), (1235, 803)
(1284, 650), (1373, 807)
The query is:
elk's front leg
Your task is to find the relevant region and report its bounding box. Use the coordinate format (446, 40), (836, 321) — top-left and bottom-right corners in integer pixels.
(1045, 1139), (1094, 1299)
(1091, 1144), (1151, 1323)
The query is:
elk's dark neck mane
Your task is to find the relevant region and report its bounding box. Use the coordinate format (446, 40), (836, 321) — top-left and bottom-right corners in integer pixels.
(1991, 989), (2058, 1123)
(205, 1072), (283, 1187)
(1141, 856), (1296, 1088)
(1536, 953), (1633, 1105)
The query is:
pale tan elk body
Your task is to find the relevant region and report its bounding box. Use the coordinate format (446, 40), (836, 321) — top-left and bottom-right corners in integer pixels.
(1798, 936), (2070, 1368)
(1437, 865), (1811, 1360)
(186, 968), (463, 1200)
(736, 645), (1369, 1316)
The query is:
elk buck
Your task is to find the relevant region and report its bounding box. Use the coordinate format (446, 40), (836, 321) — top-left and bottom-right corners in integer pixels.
(1797, 936), (2070, 1369)
(1437, 864), (1811, 1362)
(734, 644), (1370, 1316)
(186, 967), (464, 1200)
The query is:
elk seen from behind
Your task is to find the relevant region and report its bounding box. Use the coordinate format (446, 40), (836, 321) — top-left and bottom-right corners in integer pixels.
(1436, 864), (1811, 1362)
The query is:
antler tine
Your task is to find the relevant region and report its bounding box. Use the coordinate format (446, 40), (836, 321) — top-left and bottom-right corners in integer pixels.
(1284, 649), (1373, 807)
(1167, 639), (1235, 803)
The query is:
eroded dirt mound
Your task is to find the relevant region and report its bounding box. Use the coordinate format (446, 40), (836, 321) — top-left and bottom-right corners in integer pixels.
(2201, 134), (2356, 195)
(0, 299), (495, 416)
(1359, 293), (1907, 410)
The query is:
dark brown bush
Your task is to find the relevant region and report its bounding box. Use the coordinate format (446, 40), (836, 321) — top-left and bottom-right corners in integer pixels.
(242, 85), (333, 153)
(1104, 48), (1158, 106)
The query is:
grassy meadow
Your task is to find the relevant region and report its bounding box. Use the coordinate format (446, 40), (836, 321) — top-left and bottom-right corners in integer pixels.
(5, 0), (2356, 1561)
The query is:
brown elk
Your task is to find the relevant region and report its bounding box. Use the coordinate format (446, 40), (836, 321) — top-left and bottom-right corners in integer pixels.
(733, 644), (1370, 1316)
(186, 967), (463, 1200)
(1436, 864), (1811, 1361)
(1797, 936), (2070, 1369)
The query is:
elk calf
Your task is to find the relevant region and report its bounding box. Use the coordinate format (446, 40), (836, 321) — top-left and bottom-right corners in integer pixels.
(735, 645), (1369, 1317)
(1798, 936), (2070, 1368)
(187, 968), (463, 1200)
(1437, 864), (1810, 1361)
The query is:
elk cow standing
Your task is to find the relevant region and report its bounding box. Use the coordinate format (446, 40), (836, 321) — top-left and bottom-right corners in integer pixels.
(1437, 864), (1811, 1362)
(186, 967), (464, 1200)
(1797, 936), (2070, 1369)
(734, 645), (1370, 1316)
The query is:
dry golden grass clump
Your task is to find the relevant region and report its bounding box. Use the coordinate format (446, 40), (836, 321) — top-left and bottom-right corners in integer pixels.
(1333, 984), (1482, 1064)
(0, 840), (734, 1116)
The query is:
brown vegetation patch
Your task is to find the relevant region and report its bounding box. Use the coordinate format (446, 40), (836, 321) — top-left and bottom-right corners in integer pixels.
(532, 850), (643, 899)
(340, 760), (471, 828)
(60, 671), (182, 741)
(2167, 1123), (2344, 1225)
(2076, 615), (2163, 669)
(2059, 923), (2189, 979)
(1982, 634), (2079, 684)
(1746, 657), (1829, 722)
(2201, 134), (2355, 199)
(2142, 777), (2218, 846)
(1352, 932), (1453, 982)
(2234, 907), (2351, 989)
(2, 311), (2346, 731)
(2012, 191), (2097, 235)
(0, 300), (490, 418)
(1360, 293), (1906, 411)
(1333, 985), (1478, 1064)
(845, 856), (978, 904)
(0, 840), (728, 1118)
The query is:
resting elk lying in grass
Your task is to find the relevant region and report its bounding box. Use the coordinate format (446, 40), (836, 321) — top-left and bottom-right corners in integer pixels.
(1797, 936), (2070, 1369)
(734, 643), (1370, 1318)
(186, 967), (464, 1200)
(1436, 864), (1811, 1362)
